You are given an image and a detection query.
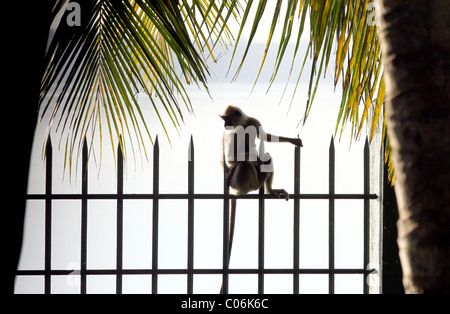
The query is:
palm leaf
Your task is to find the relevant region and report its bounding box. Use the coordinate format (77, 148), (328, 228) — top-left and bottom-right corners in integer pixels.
(40, 0), (241, 171)
(229, 0), (392, 180)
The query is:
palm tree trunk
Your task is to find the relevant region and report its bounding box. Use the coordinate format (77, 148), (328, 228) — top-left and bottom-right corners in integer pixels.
(5, 0), (54, 294)
(377, 0), (450, 293)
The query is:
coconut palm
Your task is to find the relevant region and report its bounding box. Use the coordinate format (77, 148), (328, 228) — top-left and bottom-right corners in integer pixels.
(7, 0), (449, 294)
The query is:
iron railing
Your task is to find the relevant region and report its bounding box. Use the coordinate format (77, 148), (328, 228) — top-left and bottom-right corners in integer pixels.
(18, 136), (379, 294)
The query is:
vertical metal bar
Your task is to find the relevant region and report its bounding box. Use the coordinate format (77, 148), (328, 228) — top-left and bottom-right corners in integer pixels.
(81, 140), (88, 294)
(329, 137), (335, 294)
(293, 146), (301, 294)
(378, 138), (385, 294)
(44, 138), (52, 294)
(116, 142), (124, 294)
(222, 156), (230, 294)
(258, 187), (265, 294)
(364, 138), (370, 294)
(152, 137), (160, 294)
(187, 136), (195, 294)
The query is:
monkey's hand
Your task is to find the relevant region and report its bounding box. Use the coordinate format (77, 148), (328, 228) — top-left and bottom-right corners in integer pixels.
(271, 189), (290, 201)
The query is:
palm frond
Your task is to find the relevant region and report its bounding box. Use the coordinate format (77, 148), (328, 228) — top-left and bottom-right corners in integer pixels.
(229, 0), (392, 181)
(40, 0), (240, 170)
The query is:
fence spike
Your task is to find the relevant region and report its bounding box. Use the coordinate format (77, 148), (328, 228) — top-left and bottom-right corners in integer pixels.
(44, 136), (52, 159)
(152, 135), (160, 294)
(329, 134), (335, 294)
(82, 138), (88, 173)
(189, 135), (194, 162)
(187, 135), (195, 294)
(81, 138), (88, 294)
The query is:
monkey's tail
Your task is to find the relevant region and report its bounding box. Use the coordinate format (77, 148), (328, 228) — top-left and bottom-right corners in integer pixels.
(228, 198), (237, 264)
(220, 198), (237, 294)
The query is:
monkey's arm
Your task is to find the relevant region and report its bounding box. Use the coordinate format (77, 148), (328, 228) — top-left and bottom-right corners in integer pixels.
(258, 129), (303, 147)
(252, 122), (302, 147)
(268, 134), (303, 147)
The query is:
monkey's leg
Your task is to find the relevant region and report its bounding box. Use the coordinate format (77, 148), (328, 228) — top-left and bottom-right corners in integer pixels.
(225, 164), (236, 182)
(263, 171), (289, 200)
(258, 154), (289, 201)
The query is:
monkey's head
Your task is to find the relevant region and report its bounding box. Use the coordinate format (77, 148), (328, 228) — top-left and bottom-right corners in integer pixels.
(220, 105), (246, 128)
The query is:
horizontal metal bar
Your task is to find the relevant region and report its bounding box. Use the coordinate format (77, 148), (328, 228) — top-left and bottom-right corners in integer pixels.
(16, 268), (375, 276)
(26, 193), (378, 201)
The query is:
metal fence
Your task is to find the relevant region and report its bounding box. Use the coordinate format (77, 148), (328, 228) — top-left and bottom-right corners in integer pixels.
(18, 136), (381, 294)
